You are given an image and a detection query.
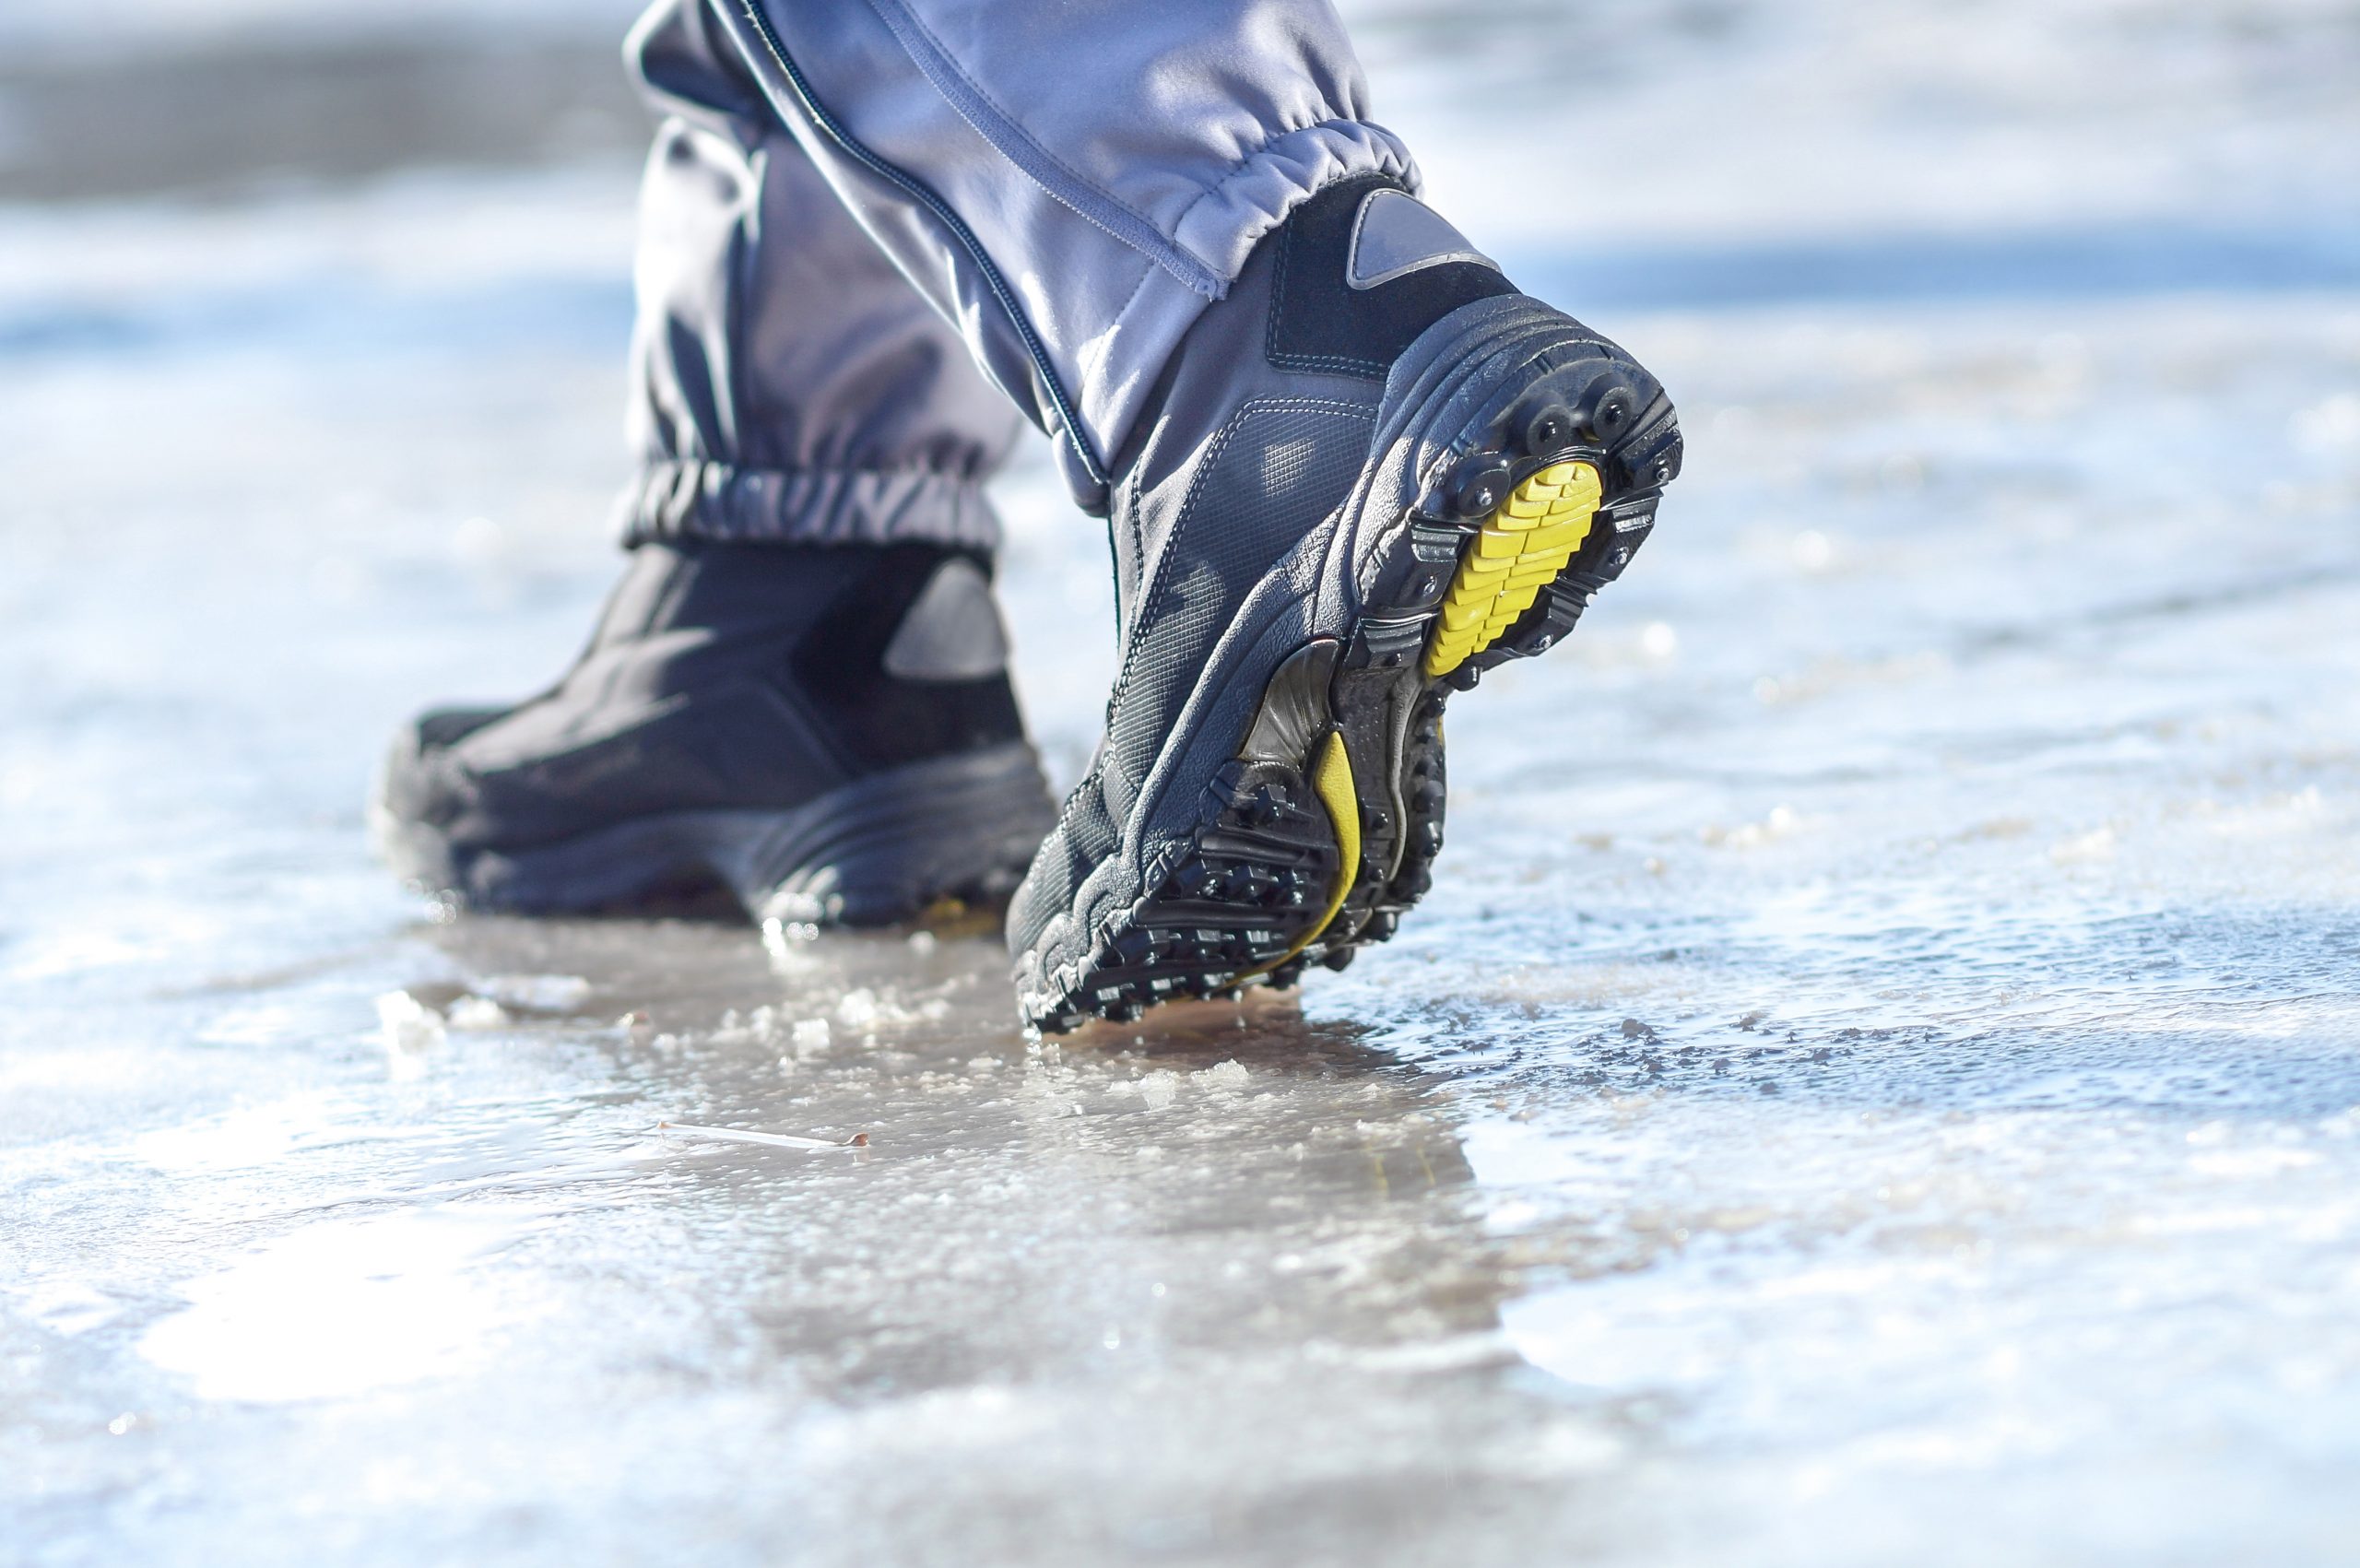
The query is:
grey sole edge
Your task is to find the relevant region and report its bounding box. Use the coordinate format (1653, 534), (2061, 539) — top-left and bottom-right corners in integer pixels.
(375, 742), (1058, 929)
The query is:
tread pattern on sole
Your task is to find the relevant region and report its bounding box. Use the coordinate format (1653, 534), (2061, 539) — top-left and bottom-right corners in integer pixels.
(1232, 729), (1360, 986)
(1023, 343), (1681, 1034)
(1423, 460), (1603, 678)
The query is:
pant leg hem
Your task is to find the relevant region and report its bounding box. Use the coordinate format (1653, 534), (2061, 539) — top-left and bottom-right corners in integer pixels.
(1074, 122), (1418, 474)
(617, 459), (1003, 551)
(1170, 120), (1417, 288)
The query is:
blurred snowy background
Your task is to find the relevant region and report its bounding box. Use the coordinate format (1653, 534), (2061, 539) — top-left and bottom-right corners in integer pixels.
(5, 4), (2359, 1565)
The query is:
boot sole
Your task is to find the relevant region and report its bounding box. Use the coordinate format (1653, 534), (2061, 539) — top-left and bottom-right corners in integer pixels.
(1020, 311), (1678, 1032)
(376, 743), (1057, 928)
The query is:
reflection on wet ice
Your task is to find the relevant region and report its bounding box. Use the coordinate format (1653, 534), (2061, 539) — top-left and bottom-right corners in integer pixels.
(138, 1208), (542, 1403)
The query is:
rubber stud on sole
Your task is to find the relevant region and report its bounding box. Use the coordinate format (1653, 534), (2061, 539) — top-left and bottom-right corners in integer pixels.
(1232, 728), (1359, 985)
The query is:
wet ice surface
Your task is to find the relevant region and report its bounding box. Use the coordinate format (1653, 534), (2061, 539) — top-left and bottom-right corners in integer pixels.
(6, 4), (2360, 1564)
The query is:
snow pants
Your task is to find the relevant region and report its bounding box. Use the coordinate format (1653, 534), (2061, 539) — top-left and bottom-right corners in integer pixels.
(616, 0), (1416, 548)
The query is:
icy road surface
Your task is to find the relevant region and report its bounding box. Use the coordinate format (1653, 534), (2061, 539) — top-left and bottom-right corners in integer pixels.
(6, 2), (2360, 1563)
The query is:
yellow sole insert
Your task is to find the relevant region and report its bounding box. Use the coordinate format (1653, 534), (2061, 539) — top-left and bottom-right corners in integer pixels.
(1422, 459), (1603, 678)
(1233, 729), (1361, 985)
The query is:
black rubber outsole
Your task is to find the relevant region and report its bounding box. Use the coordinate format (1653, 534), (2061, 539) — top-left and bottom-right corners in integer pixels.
(1024, 339), (1679, 1032)
(376, 743), (1057, 929)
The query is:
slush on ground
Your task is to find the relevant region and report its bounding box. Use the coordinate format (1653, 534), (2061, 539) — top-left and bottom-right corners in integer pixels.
(4, 2), (2360, 1563)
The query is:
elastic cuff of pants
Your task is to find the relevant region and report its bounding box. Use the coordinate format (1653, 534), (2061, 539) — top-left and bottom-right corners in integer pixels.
(1072, 123), (1418, 484)
(1170, 120), (1418, 291)
(616, 459), (1003, 551)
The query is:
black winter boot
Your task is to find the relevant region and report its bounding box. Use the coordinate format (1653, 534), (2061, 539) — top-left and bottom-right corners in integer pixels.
(1006, 177), (1680, 1029)
(373, 539), (1057, 926)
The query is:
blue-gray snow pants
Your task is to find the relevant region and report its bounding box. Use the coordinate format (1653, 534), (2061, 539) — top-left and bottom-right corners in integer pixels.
(615, 0), (1415, 546)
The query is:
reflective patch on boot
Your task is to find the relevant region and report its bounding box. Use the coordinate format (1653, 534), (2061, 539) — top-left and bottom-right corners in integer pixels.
(882, 557), (1010, 681)
(1345, 189), (1499, 291)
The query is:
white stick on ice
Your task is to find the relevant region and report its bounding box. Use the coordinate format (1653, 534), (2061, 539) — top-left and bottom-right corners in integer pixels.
(656, 1121), (868, 1150)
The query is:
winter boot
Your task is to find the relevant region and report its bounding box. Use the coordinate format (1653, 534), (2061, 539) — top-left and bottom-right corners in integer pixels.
(1007, 178), (1681, 1029)
(375, 539), (1057, 926)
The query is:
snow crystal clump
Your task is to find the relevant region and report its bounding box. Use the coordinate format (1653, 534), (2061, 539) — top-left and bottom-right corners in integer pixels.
(1138, 1070), (1180, 1111)
(1196, 1059), (1249, 1092)
(445, 996), (510, 1031)
(375, 991), (443, 1074)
